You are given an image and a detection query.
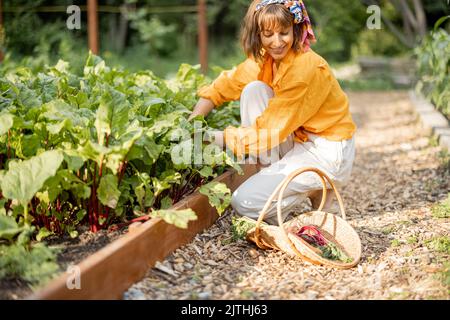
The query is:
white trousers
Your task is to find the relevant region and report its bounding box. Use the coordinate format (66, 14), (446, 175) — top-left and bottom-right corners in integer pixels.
(231, 81), (356, 224)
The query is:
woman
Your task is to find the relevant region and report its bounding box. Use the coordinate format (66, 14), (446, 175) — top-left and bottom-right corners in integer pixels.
(188, 0), (357, 224)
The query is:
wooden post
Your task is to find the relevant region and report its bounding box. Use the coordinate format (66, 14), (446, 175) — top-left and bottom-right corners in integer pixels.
(0, 0), (4, 62)
(87, 0), (99, 54)
(198, 0), (208, 74)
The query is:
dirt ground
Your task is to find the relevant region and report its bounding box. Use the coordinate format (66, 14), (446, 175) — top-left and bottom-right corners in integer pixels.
(124, 91), (450, 300)
(0, 225), (126, 300)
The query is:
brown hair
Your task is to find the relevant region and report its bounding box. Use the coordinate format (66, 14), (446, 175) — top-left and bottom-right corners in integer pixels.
(240, 0), (304, 62)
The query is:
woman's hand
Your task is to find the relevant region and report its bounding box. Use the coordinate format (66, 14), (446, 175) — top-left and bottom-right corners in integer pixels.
(188, 98), (215, 121)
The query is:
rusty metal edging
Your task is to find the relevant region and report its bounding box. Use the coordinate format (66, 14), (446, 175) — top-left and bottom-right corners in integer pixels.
(28, 165), (258, 300)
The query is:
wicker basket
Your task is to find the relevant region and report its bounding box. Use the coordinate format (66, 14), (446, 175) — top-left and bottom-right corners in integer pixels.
(246, 167), (362, 269)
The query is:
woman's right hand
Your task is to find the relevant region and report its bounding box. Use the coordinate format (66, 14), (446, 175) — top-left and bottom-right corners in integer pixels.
(188, 98), (215, 121)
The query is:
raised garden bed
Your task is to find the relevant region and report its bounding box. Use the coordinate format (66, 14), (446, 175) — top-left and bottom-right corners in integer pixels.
(0, 54), (249, 300)
(28, 164), (258, 300)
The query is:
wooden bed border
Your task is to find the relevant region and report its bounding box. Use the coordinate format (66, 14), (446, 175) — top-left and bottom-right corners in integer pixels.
(29, 164), (258, 300)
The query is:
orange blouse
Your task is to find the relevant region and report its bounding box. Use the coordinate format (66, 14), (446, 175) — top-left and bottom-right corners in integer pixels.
(197, 48), (357, 157)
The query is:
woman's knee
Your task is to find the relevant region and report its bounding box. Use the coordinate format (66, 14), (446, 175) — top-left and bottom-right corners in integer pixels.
(230, 188), (260, 219)
(230, 188), (250, 213)
(241, 81), (273, 99)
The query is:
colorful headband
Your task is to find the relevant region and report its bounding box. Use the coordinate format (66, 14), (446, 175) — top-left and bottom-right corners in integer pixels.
(255, 0), (316, 51)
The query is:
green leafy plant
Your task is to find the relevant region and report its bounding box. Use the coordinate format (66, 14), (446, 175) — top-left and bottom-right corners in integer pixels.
(295, 226), (353, 263)
(437, 150), (450, 172)
(0, 54), (242, 240)
(432, 194), (450, 219)
(1, 150), (64, 226)
(381, 225), (395, 235)
(0, 215), (27, 241)
(129, 12), (178, 56)
(437, 262), (450, 289)
(150, 208), (197, 229)
(0, 242), (59, 285)
(319, 242), (353, 263)
(426, 236), (450, 255)
(199, 182), (231, 216)
(231, 216), (257, 241)
(391, 239), (402, 247)
(415, 16), (450, 120)
(407, 236), (418, 244)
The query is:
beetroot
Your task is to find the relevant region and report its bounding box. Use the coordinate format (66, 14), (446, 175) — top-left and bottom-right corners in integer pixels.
(296, 225), (327, 247)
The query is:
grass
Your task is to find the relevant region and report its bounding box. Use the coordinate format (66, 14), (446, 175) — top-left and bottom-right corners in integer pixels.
(230, 216), (257, 242)
(221, 238), (234, 245)
(437, 262), (450, 288)
(431, 194), (450, 219)
(427, 262), (450, 297)
(240, 290), (255, 299)
(339, 77), (397, 91)
(424, 179), (440, 193)
(190, 292), (199, 299)
(399, 267), (410, 275)
(391, 239), (402, 247)
(102, 39), (245, 79)
(397, 220), (413, 227)
(155, 282), (166, 289)
(381, 225), (396, 235)
(438, 149), (450, 172)
(388, 291), (411, 300)
(429, 135), (440, 147)
(0, 243), (60, 286)
(191, 273), (201, 283)
(407, 236), (418, 244)
(426, 236), (450, 255)
(191, 265), (204, 283)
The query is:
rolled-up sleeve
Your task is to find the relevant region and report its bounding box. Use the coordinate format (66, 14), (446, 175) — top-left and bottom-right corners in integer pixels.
(224, 62), (332, 157)
(197, 58), (260, 107)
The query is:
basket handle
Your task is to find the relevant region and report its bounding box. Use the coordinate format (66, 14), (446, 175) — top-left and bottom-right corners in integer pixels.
(254, 167), (347, 262)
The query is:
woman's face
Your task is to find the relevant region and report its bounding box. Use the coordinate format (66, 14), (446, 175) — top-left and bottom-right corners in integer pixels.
(260, 24), (294, 62)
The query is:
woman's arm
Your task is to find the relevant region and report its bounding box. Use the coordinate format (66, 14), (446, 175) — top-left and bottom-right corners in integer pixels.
(196, 58), (260, 107)
(189, 58), (260, 147)
(188, 97), (215, 121)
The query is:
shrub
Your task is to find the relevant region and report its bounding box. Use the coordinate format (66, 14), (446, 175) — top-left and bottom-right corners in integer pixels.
(415, 16), (450, 120)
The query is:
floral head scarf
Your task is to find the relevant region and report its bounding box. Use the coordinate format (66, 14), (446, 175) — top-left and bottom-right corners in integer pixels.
(255, 0), (316, 51)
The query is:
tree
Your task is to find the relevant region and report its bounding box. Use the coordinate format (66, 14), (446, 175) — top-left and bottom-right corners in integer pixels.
(307, 0), (368, 62)
(361, 0), (428, 48)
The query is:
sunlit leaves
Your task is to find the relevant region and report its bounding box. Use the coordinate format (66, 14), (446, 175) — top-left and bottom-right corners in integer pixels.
(150, 208), (197, 229)
(1, 150), (64, 206)
(94, 88), (130, 145)
(0, 53), (241, 238)
(97, 175), (121, 209)
(0, 215), (26, 241)
(199, 182), (231, 216)
(0, 113), (14, 136)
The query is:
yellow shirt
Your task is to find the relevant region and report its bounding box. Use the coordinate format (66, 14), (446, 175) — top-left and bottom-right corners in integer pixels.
(197, 48), (357, 157)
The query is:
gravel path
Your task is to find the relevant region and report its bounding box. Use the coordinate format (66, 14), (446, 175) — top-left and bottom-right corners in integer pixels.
(124, 91), (450, 300)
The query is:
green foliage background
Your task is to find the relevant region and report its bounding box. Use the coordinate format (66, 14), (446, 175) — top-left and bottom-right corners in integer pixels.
(1, 0), (448, 77)
(415, 16), (450, 120)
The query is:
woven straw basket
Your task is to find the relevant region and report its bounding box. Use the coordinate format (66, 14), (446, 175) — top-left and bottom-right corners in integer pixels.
(246, 167), (362, 269)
